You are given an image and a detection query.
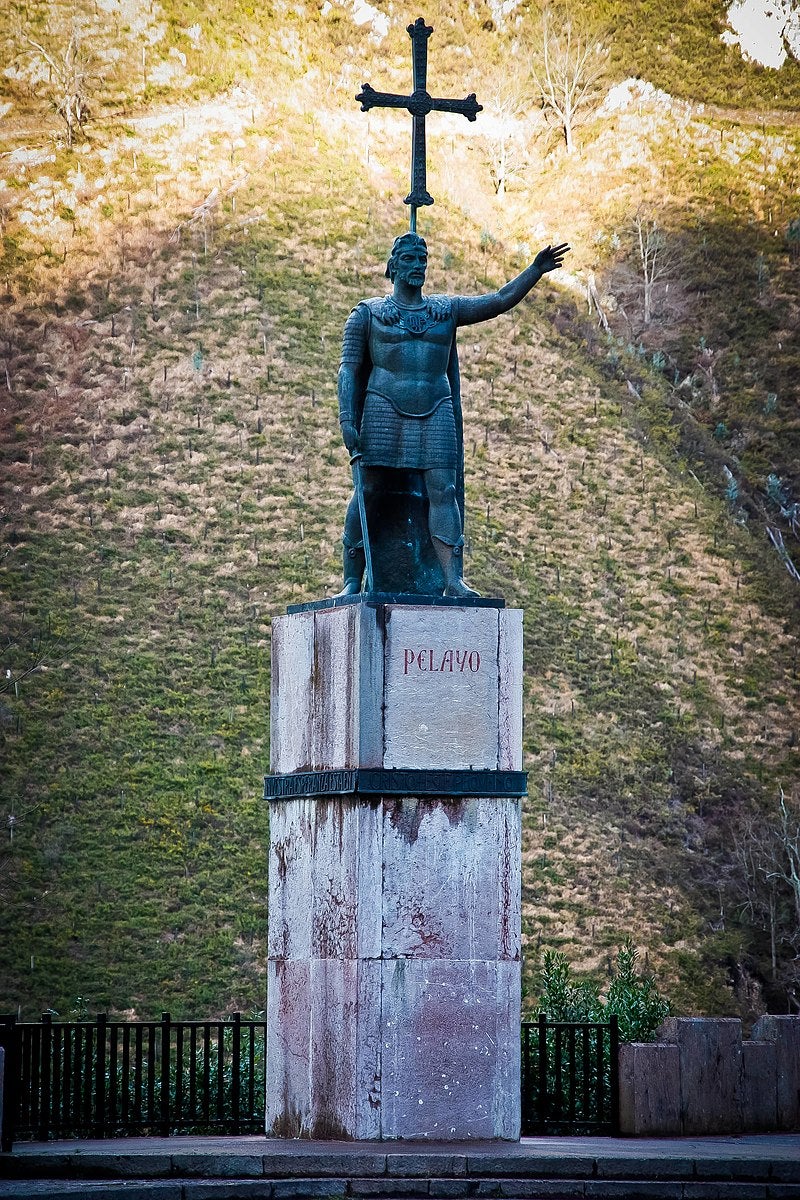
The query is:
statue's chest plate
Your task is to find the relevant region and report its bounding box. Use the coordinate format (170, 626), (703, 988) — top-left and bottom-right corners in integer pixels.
(395, 306), (436, 335)
(373, 296), (453, 340)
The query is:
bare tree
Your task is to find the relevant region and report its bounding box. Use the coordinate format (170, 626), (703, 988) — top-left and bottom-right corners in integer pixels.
(771, 789), (800, 929)
(733, 789), (800, 985)
(629, 207), (678, 326)
(25, 30), (95, 148)
(528, 4), (609, 154)
(476, 71), (537, 198)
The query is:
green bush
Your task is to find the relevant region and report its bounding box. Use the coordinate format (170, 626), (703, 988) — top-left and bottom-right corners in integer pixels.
(535, 939), (670, 1042)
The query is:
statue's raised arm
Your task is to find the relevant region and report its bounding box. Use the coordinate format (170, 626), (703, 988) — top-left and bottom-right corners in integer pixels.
(455, 243), (570, 326)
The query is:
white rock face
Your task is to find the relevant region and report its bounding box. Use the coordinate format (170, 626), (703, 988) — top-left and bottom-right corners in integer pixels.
(599, 78), (674, 114)
(350, 0), (389, 40)
(721, 0), (800, 69)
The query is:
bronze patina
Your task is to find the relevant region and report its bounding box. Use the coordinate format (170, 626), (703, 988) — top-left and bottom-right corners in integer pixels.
(338, 19), (569, 597)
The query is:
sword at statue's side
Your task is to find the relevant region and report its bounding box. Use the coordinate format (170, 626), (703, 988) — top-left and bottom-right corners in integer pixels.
(350, 452), (375, 594)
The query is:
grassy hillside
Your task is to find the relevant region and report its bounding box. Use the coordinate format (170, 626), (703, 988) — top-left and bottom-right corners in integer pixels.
(1, 0), (799, 1021)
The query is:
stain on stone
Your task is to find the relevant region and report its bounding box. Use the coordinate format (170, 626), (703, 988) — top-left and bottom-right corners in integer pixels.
(273, 838), (291, 884)
(308, 1113), (353, 1139)
(268, 1104), (306, 1138)
(386, 797), (427, 844)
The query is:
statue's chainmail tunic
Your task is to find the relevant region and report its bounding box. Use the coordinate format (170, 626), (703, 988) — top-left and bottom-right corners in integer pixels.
(340, 299), (458, 471)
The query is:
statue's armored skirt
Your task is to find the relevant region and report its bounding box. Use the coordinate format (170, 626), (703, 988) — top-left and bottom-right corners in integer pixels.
(360, 391), (458, 470)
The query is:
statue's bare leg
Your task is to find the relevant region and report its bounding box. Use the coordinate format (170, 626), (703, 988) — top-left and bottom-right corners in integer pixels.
(425, 467), (479, 598)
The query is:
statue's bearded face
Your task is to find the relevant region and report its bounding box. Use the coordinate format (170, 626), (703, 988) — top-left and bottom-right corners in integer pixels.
(395, 245), (428, 287)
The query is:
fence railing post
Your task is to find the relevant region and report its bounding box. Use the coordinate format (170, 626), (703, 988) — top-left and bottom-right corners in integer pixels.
(608, 1014), (620, 1134)
(160, 1013), (171, 1137)
(39, 1013), (53, 1142)
(537, 1013), (548, 1134)
(231, 1012), (241, 1135)
(94, 1014), (107, 1139)
(0, 1015), (19, 1152)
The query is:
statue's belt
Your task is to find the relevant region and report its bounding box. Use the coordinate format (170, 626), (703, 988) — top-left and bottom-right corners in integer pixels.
(364, 388), (452, 420)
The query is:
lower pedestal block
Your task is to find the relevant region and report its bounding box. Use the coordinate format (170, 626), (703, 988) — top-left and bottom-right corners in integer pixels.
(266, 796), (521, 1140)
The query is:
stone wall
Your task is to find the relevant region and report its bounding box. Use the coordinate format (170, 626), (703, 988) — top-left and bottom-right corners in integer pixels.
(619, 1015), (800, 1135)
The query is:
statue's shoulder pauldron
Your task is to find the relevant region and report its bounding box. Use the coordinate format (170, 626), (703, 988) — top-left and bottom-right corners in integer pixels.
(426, 295), (453, 321)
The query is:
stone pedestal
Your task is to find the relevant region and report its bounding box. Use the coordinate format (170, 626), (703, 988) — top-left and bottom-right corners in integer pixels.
(265, 598), (524, 1140)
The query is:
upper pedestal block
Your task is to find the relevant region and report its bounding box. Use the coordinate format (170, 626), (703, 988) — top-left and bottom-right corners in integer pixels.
(270, 601), (522, 776)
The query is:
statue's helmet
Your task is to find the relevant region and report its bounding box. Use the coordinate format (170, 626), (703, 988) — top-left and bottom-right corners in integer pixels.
(385, 232), (428, 280)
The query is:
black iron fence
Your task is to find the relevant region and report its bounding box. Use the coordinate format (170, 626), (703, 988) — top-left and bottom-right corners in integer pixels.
(2, 1012), (619, 1147)
(0, 1012), (266, 1147)
(521, 1014), (620, 1135)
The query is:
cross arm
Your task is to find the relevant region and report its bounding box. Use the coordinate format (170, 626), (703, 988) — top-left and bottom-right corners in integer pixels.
(431, 93), (483, 122)
(356, 84), (413, 112)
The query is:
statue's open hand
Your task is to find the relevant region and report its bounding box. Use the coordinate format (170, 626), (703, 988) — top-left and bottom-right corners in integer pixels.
(341, 421), (360, 455)
(534, 243), (570, 274)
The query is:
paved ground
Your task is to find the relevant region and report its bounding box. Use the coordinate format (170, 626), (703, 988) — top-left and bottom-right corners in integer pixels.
(6, 1132), (800, 1161)
(3, 1136), (800, 1200)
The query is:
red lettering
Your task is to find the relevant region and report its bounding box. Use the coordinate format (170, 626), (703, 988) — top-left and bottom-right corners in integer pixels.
(400, 648), (481, 674)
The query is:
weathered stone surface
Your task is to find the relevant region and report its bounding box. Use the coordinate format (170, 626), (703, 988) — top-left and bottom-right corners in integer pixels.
(467, 1155), (595, 1179)
(618, 1043), (681, 1136)
(259, 1156), (387, 1180)
(268, 799), (382, 961)
(658, 1018), (744, 1135)
(270, 606), (384, 774)
(0, 1185), (184, 1200)
(268, 605), (523, 1141)
(349, 1183), (425, 1198)
(740, 1041), (778, 1133)
(751, 1015), (800, 1131)
(167, 1155), (262, 1178)
(427, 1181), (472, 1198)
(496, 1184), (585, 1199)
(180, 1181), (271, 1200)
(497, 608), (523, 771)
(309, 958), (382, 1140)
(271, 610), (315, 774)
(680, 1186), (766, 1200)
(267, 793), (521, 1140)
(266, 959), (382, 1140)
(385, 1154), (466, 1178)
(271, 604), (522, 777)
(270, 1181), (349, 1198)
(186, 1184), (278, 1200)
(383, 606), (501, 770)
(585, 1185), (684, 1200)
(380, 959), (520, 1139)
(381, 797), (521, 962)
(266, 960), (312, 1138)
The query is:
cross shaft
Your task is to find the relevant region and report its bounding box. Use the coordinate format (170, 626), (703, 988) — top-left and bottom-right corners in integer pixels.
(356, 17), (482, 230)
